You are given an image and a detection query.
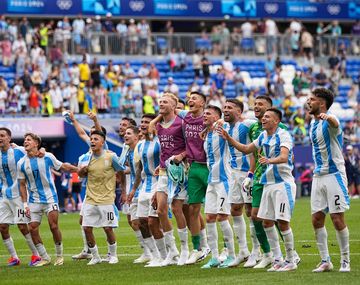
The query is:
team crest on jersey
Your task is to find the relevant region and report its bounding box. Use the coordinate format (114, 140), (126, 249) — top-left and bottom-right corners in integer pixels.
(104, 159), (110, 167)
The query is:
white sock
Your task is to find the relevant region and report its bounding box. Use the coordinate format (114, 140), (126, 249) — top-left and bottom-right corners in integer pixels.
(200, 228), (208, 249)
(81, 227), (89, 252)
(249, 220), (260, 253)
(3, 237), (18, 259)
(207, 222), (219, 259)
(177, 227), (189, 252)
(164, 230), (178, 253)
(89, 245), (101, 260)
(233, 215), (249, 255)
(55, 242), (63, 257)
(35, 243), (50, 260)
(108, 242), (117, 257)
(336, 227), (350, 263)
(134, 230), (147, 254)
(264, 226), (282, 260)
(24, 233), (39, 256)
(281, 229), (294, 263)
(219, 220), (236, 258)
(155, 237), (167, 259)
(144, 236), (160, 259)
(315, 227), (330, 261)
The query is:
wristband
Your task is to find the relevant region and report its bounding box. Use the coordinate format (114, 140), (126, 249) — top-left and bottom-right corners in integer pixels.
(247, 172), (254, 179)
(23, 202), (28, 208)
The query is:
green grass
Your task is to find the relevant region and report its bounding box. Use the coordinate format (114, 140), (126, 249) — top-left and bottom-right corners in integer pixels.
(0, 198), (359, 284)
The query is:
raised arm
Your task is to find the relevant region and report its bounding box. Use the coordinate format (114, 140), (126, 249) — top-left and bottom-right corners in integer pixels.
(68, 111), (90, 143)
(60, 163), (79, 173)
(319, 113), (339, 128)
(148, 114), (163, 136)
(88, 111), (102, 132)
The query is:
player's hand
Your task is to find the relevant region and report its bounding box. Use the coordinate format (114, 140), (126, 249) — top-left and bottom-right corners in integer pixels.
(88, 111), (97, 121)
(151, 194), (157, 210)
(37, 147), (46, 158)
(120, 192), (127, 205)
(10, 142), (18, 149)
(154, 166), (160, 176)
(319, 113), (329, 121)
(242, 172), (253, 195)
(218, 126), (230, 140)
(78, 166), (88, 177)
(25, 206), (30, 218)
(258, 154), (270, 165)
(199, 128), (208, 140)
(172, 154), (184, 164)
(127, 190), (135, 204)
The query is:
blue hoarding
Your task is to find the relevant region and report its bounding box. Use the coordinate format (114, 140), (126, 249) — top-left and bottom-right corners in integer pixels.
(0, 0), (359, 19)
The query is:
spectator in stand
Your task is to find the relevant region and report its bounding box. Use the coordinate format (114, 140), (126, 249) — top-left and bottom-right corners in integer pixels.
(167, 48), (178, 72)
(241, 19), (254, 41)
(265, 55), (275, 73)
(329, 68), (341, 95)
(344, 145), (360, 199)
(149, 63), (160, 88)
(298, 166), (312, 197)
(94, 85), (108, 113)
(343, 120), (356, 145)
(31, 65), (43, 92)
(290, 19), (302, 35)
(62, 17), (72, 52)
(72, 15), (85, 53)
(201, 51), (210, 79)
(0, 85), (6, 116)
(264, 18), (278, 55)
(123, 62), (135, 79)
(210, 25), (221, 55)
(116, 19), (128, 54)
(8, 20), (18, 42)
(201, 78), (212, 97)
(90, 57), (100, 87)
(290, 30), (300, 57)
(213, 67), (226, 93)
(220, 22), (230, 55)
(143, 91), (155, 114)
(49, 82), (63, 113)
(8, 89), (19, 116)
(39, 22), (51, 54)
(163, 77), (179, 96)
(137, 19), (150, 55)
(314, 67), (328, 87)
(49, 44), (63, 66)
(77, 82), (86, 113)
(69, 82), (79, 113)
(36, 49), (48, 78)
(108, 84), (121, 114)
(30, 41), (42, 67)
(233, 67), (244, 97)
(0, 15), (8, 38)
(127, 19), (138, 55)
(292, 117), (307, 146)
(29, 85), (41, 115)
(222, 55), (234, 80)
(0, 35), (11, 66)
(328, 49), (340, 70)
(60, 82), (70, 110)
(53, 21), (64, 48)
(70, 62), (80, 86)
(21, 69), (33, 91)
(78, 55), (91, 83)
(60, 62), (71, 84)
(12, 34), (27, 53)
(192, 49), (202, 78)
(103, 13), (115, 32)
(301, 27), (314, 66)
(178, 48), (187, 71)
(19, 86), (29, 114)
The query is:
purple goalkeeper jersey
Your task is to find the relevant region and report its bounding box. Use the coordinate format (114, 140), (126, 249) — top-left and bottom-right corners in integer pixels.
(156, 115), (186, 168)
(178, 110), (206, 164)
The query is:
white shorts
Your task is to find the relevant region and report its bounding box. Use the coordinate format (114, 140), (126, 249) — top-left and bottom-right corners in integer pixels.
(204, 182), (232, 215)
(229, 170), (252, 204)
(258, 182), (296, 222)
(82, 203), (119, 228)
(129, 198), (139, 221)
(0, 197), (29, 224)
(157, 175), (187, 203)
(137, 187), (158, 218)
(122, 203), (130, 215)
(80, 196), (86, 216)
(29, 203), (59, 223)
(311, 172), (350, 214)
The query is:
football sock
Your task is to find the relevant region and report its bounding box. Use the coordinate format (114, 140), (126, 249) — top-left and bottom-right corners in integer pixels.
(315, 227), (330, 261)
(336, 227), (350, 262)
(281, 229), (294, 263)
(155, 237), (167, 259)
(233, 215), (249, 255)
(249, 220), (260, 252)
(24, 233), (39, 256)
(254, 220), (271, 253)
(200, 228), (208, 249)
(177, 227), (189, 252)
(220, 220), (235, 258)
(3, 237), (18, 259)
(55, 242), (63, 257)
(264, 226), (282, 260)
(206, 222), (219, 259)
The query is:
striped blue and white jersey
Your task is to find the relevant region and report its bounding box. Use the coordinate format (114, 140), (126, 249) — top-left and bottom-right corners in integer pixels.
(204, 129), (232, 184)
(119, 146), (139, 198)
(78, 151), (92, 189)
(134, 138), (160, 194)
(17, 153), (63, 204)
(225, 119), (256, 172)
(0, 147), (26, 199)
(253, 128), (294, 185)
(309, 115), (345, 176)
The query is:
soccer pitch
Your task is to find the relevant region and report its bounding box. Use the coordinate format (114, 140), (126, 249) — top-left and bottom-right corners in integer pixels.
(0, 198), (359, 285)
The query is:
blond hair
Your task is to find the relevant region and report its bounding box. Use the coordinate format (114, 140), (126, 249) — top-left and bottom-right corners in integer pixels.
(162, 92), (179, 105)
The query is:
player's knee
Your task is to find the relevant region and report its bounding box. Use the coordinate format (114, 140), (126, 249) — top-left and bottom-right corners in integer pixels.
(131, 219), (140, 229)
(330, 214), (346, 231)
(0, 223), (8, 233)
(49, 222), (59, 232)
(103, 227), (113, 234)
(189, 204), (201, 217)
(156, 207), (167, 218)
(17, 224), (29, 235)
(262, 220), (274, 228)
